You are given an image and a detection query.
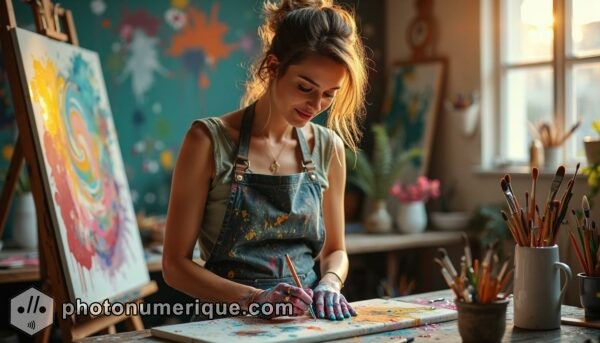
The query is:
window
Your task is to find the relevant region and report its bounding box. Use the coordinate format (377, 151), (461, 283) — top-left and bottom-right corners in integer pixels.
(494, 0), (600, 165)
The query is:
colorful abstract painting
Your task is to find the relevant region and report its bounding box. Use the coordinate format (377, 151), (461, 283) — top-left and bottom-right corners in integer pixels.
(151, 298), (457, 343)
(15, 27), (149, 304)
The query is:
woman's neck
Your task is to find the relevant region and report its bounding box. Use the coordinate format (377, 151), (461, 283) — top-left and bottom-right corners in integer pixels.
(254, 95), (294, 143)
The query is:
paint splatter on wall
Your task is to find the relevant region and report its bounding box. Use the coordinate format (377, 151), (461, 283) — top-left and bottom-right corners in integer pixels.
(0, 0), (386, 218)
(1, 0), (260, 215)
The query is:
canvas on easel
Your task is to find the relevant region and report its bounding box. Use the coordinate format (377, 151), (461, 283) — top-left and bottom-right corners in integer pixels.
(0, 1), (157, 340)
(13, 26), (150, 304)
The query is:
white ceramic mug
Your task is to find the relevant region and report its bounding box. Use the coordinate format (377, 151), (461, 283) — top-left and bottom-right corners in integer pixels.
(513, 245), (572, 329)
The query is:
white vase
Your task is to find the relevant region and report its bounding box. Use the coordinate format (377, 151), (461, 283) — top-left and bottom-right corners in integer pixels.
(12, 193), (38, 249)
(396, 201), (427, 234)
(364, 200), (393, 234)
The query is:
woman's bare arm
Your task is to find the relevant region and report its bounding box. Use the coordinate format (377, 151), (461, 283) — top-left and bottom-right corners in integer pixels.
(162, 121), (257, 305)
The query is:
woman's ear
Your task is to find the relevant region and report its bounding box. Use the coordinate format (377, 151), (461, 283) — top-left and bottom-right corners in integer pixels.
(265, 54), (280, 79)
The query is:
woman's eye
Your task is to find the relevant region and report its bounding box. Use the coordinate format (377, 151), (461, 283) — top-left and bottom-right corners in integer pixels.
(324, 93), (334, 99)
(298, 85), (312, 93)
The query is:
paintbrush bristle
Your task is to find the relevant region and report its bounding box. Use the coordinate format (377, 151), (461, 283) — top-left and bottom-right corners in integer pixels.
(556, 165), (565, 177)
(505, 174), (512, 184)
(532, 167), (539, 179)
(437, 248), (448, 259)
(583, 195), (590, 217)
(501, 210), (509, 220)
(501, 178), (508, 191)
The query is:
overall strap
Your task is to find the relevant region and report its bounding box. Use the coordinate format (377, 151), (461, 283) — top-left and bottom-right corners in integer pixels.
(233, 104), (255, 182)
(295, 127), (317, 181)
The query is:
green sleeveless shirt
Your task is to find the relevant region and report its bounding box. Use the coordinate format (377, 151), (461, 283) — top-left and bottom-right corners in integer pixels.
(194, 117), (336, 261)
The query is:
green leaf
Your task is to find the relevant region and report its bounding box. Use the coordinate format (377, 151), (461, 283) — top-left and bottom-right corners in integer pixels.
(345, 149), (376, 197)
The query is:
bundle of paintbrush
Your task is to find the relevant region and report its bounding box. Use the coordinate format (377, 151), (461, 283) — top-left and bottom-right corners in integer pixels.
(569, 195), (600, 276)
(435, 234), (513, 304)
(499, 164), (580, 247)
(528, 120), (581, 148)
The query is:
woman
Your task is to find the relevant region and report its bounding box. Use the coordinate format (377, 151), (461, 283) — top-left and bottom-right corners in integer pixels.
(162, 0), (367, 321)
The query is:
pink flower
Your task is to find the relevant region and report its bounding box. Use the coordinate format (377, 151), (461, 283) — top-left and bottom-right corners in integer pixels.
(389, 177), (441, 204)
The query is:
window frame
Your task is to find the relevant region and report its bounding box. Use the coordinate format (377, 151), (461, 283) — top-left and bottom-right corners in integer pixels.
(481, 0), (600, 169)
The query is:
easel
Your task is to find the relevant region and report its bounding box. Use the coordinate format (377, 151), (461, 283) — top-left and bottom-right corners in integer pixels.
(0, 1), (157, 341)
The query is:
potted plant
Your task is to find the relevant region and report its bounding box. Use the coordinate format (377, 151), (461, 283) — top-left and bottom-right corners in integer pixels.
(345, 124), (420, 234)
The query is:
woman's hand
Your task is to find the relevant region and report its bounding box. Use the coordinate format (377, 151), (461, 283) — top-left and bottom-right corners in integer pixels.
(313, 281), (357, 320)
(249, 283), (314, 318)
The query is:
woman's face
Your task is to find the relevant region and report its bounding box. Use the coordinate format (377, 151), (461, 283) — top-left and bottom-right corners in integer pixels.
(270, 54), (347, 127)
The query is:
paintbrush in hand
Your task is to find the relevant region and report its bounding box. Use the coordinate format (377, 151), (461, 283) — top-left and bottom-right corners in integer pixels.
(284, 254), (317, 320)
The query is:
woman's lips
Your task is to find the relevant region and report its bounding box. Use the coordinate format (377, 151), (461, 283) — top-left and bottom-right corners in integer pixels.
(295, 109), (313, 120)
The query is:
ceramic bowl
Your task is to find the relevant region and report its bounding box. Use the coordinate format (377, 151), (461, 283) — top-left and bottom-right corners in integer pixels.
(430, 211), (471, 230)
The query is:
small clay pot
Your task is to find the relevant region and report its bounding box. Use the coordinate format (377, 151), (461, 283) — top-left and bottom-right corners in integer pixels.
(579, 273), (600, 320)
(456, 299), (509, 343)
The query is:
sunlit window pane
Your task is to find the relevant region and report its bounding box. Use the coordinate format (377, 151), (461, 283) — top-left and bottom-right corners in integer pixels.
(503, 0), (553, 64)
(568, 62), (600, 160)
(503, 67), (553, 161)
(570, 0), (600, 57)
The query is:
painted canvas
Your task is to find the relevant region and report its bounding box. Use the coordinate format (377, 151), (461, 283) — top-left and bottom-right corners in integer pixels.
(382, 59), (446, 181)
(151, 298), (457, 343)
(14, 27), (149, 304)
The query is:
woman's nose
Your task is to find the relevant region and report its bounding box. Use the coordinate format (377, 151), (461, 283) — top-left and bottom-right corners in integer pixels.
(306, 93), (321, 112)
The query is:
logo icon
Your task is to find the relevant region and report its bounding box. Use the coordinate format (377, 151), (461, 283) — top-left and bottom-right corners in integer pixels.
(11, 287), (53, 336)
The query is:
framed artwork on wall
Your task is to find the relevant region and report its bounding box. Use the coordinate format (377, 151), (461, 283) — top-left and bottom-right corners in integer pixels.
(381, 58), (447, 181)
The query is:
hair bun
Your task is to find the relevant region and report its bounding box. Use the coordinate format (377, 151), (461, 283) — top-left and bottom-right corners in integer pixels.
(262, 0), (334, 42)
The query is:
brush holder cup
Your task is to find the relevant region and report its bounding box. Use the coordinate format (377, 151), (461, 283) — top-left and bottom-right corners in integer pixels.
(578, 273), (600, 320)
(543, 146), (562, 171)
(513, 245), (572, 329)
(455, 299), (509, 343)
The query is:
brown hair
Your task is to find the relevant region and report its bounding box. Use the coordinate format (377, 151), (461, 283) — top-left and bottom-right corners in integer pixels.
(242, 0), (368, 151)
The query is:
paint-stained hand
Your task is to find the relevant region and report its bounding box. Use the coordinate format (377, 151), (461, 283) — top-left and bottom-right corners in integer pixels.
(313, 282), (357, 320)
(253, 283), (314, 318)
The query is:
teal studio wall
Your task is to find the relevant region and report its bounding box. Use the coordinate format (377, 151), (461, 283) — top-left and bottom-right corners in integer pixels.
(0, 0), (262, 215)
(0, 0), (385, 218)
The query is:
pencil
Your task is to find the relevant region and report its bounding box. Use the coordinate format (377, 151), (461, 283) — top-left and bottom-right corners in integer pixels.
(284, 254), (317, 320)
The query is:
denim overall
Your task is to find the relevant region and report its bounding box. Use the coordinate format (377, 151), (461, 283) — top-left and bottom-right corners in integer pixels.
(204, 103), (325, 291)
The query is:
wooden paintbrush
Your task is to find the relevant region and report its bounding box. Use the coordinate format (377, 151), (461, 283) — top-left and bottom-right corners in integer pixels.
(284, 254), (317, 320)
(529, 167), (538, 222)
(547, 166), (566, 204)
(500, 178), (519, 214)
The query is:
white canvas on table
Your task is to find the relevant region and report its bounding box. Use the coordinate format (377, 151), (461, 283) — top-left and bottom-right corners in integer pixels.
(151, 298), (457, 343)
(14, 27), (149, 304)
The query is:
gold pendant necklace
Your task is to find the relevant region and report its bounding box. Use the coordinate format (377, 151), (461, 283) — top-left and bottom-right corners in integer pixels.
(269, 160), (280, 174)
(265, 138), (288, 174)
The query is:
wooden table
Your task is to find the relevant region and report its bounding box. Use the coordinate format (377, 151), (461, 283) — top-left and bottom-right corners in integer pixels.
(76, 289), (599, 342)
(0, 231), (463, 284)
